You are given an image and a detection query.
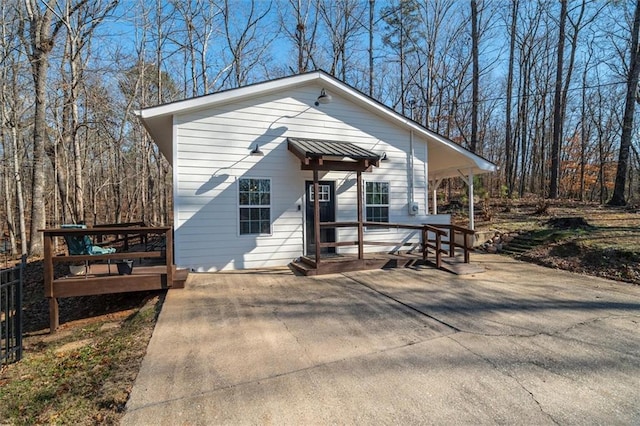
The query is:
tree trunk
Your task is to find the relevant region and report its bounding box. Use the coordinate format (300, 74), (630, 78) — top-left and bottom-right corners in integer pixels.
(369, 0), (374, 96)
(549, 0), (567, 199)
(29, 47), (50, 255)
(505, 0), (517, 196)
(609, 0), (640, 206)
(470, 0), (479, 154)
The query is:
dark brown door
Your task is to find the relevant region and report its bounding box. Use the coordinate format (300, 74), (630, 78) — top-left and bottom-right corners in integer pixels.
(305, 181), (336, 255)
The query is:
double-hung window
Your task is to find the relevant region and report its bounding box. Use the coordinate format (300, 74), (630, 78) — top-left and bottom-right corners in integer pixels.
(365, 181), (389, 224)
(238, 178), (271, 235)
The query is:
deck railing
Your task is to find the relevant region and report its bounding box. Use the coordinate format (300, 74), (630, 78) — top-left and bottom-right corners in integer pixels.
(428, 224), (476, 263)
(41, 226), (178, 332)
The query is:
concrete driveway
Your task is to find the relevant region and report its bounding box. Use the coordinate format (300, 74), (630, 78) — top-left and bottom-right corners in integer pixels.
(122, 254), (640, 425)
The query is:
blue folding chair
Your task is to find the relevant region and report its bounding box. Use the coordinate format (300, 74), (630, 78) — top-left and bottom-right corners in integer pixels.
(61, 224), (116, 275)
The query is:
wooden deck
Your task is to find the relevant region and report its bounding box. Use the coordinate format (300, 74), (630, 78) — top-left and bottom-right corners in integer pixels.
(290, 222), (478, 276)
(52, 264), (188, 298)
(41, 226), (187, 333)
(290, 252), (484, 276)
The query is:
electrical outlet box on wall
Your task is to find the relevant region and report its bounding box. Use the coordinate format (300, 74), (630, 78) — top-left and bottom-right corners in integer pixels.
(409, 202), (419, 216)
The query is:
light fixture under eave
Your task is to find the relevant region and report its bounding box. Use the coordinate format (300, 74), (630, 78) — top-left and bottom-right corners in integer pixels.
(250, 143), (264, 156)
(380, 152), (388, 161)
(315, 88), (332, 106)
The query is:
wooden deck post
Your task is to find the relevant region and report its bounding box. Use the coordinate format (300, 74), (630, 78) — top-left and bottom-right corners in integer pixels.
(464, 232), (470, 263)
(166, 227), (174, 286)
(313, 169), (321, 266)
(421, 227), (428, 261)
(435, 231), (442, 269)
(449, 228), (456, 257)
(357, 171), (364, 260)
(44, 232), (59, 332)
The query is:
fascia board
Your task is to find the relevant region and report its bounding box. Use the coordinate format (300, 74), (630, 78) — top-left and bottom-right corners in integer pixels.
(137, 72), (322, 119)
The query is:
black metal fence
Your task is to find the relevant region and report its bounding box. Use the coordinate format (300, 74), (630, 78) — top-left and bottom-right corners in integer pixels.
(1, 255), (25, 366)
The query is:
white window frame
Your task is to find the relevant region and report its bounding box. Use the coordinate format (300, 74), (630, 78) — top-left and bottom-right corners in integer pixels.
(238, 177), (272, 236)
(309, 184), (331, 202)
(364, 181), (390, 231)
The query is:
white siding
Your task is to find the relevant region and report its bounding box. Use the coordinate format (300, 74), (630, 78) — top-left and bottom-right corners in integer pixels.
(173, 84), (450, 271)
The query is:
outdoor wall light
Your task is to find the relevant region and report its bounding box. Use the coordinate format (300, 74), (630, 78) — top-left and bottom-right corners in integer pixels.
(380, 152), (388, 161)
(315, 88), (332, 106)
(250, 143), (264, 156)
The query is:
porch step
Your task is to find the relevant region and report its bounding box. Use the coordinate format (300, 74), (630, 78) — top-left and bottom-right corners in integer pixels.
(289, 259), (317, 276)
(171, 269), (189, 289)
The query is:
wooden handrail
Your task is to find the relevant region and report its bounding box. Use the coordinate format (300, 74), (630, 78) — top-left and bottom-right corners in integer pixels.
(52, 252), (164, 262)
(41, 226), (170, 236)
(40, 226), (175, 333)
(425, 223), (475, 263)
(93, 222), (148, 247)
(311, 221), (453, 268)
(312, 220), (473, 268)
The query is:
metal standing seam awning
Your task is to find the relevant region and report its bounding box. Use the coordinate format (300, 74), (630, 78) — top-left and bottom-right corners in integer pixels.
(287, 137), (381, 172)
(287, 137), (381, 265)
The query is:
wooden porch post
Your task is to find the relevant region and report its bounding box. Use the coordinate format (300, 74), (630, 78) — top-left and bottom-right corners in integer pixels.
(357, 170), (364, 260)
(313, 169), (321, 265)
(43, 231), (59, 333)
(468, 169), (475, 230)
(166, 227), (174, 287)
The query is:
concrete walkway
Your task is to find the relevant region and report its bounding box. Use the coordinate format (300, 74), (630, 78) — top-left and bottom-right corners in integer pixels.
(122, 254), (640, 425)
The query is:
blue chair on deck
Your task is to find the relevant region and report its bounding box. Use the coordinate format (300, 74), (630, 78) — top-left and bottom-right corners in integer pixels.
(61, 224), (116, 275)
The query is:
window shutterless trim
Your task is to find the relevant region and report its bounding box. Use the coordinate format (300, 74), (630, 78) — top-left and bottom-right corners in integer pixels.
(364, 181), (390, 232)
(237, 177), (272, 236)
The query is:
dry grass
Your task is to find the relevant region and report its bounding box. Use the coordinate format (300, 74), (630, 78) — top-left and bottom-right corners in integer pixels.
(0, 293), (163, 425)
(475, 199), (640, 285)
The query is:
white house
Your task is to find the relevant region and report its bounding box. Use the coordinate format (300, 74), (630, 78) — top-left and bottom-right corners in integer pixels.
(137, 71), (496, 272)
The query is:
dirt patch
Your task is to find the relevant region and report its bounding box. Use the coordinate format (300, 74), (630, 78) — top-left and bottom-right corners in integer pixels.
(546, 216), (593, 229)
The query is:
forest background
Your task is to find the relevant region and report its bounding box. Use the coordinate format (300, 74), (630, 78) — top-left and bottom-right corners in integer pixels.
(1, 0), (639, 257)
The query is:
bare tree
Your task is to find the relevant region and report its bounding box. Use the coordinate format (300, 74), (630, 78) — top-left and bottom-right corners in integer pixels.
(609, 0), (640, 206)
(549, 0), (567, 199)
(277, 0), (320, 73)
(18, 0), (86, 254)
(317, 0), (366, 81)
(470, 0), (479, 154)
(0, 1), (28, 255)
(222, 0), (273, 87)
(504, 0), (518, 196)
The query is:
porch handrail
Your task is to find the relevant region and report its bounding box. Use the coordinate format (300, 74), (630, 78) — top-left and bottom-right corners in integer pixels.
(315, 221), (448, 268)
(424, 223), (475, 263)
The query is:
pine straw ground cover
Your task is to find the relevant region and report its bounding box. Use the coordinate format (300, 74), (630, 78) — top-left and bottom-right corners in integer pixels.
(0, 200), (638, 424)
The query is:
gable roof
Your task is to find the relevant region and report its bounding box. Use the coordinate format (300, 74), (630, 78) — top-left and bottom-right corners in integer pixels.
(136, 70), (497, 179)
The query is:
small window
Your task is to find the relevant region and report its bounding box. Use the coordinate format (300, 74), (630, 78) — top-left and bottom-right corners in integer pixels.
(365, 182), (389, 223)
(239, 178), (271, 235)
(309, 184), (331, 202)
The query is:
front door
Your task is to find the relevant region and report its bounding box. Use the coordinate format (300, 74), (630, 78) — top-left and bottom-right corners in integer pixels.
(305, 181), (336, 256)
